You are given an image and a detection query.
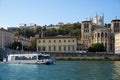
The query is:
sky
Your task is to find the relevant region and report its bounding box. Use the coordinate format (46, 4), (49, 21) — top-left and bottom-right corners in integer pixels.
(0, 0), (120, 28)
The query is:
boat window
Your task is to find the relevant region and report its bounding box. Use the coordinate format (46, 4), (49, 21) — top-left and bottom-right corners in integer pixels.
(15, 56), (37, 60)
(38, 55), (50, 60)
(11, 56), (15, 60)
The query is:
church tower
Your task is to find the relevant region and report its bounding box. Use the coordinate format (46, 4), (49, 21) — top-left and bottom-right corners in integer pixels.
(92, 13), (104, 27)
(81, 20), (93, 49)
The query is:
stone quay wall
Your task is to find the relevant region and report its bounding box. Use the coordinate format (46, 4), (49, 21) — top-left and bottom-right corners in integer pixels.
(45, 52), (120, 60)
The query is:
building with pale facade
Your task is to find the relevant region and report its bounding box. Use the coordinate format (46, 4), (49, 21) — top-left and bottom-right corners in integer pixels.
(19, 24), (39, 31)
(111, 19), (120, 53)
(91, 27), (113, 53)
(111, 19), (120, 33)
(0, 28), (15, 48)
(81, 18), (115, 53)
(115, 33), (120, 54)
(81, 21), (93, 49)
(36, 36), (77, 53)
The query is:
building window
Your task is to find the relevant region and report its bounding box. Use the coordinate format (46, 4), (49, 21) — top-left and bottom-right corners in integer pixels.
(54, 40), (56, 43)
(59, 45), (61, 51)
(72, 40), (74, 42)
(49, 46), (51, 51)
(117, 29), (119, 32)
(42, 46), (46, 51)
(116, 23), (119, 28)
(68, 40), (70, 43)
(84, 30), (86, 32)
(39, 40), (41, 43)
(38, 46), (41, 51)
(68, 45), (70, 51)
(101, 32), (104, 37)
(105, 43), (107, 48)
(43, 40), (45, 43)
(97, 33), (100, 37)
(84, 24), (86, 28)
(54, 45), (56, 51)
(72, 46), (75, 51)
(114, 23), (116, 28)
(64, 45), (66, 51)
(86, 23), (88, 28)
(64, 40), (66, 43)
(49, 40), (51, 43)
(105, 33), (107, 37)
(87, 30), (89, 32)
(59, 40), (61, 43)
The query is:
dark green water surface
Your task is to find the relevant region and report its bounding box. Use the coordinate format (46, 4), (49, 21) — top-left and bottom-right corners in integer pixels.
(0, 61), (120, 80)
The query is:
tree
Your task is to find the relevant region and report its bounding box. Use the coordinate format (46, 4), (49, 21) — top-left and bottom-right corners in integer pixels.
(36, 26), (42, 34)
(88, 43), (106, 52)
(92, 24), (101, 28)
(44, 28), (58, 36)
(12, 42), (22, 50)
(69, 29), (81, 39)
(72, 22), (81, 30)
(28, 42), (36, 51)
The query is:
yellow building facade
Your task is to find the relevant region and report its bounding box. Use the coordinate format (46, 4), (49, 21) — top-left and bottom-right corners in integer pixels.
(115, 33), (120, 54)
(36, 36), (77, 53)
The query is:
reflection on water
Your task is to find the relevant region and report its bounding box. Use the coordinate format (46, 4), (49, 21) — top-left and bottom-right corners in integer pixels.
(0, 61), (120, 80)
(112, 61), (120, 79)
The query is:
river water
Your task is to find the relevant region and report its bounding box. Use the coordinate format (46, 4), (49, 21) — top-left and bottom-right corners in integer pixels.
(0, 61), (120, 80)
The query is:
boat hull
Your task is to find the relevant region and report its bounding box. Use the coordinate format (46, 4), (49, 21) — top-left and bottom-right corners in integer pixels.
(4, 59), (54, 64)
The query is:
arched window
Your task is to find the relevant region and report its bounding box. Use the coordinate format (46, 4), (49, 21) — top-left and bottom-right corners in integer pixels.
(97, 33), (100, 37)
(105, 33), (107, 37)
(101, 32), (104, 37)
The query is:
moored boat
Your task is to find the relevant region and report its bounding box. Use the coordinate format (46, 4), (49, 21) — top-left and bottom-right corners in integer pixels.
(3, 52), (55, 64)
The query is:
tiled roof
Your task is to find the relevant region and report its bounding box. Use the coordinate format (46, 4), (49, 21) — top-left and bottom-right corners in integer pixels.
(38, 36), (76, 39)
(111, 19), (120, 22)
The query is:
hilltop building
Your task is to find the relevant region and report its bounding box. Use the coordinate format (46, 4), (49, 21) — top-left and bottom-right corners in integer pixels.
(90, 14), (104, 27)
(19, 23), (39, 31)
(45, 22), (64, 29)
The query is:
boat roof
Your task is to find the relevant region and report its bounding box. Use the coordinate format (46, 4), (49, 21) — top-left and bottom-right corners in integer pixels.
(8, 52), (50, 56)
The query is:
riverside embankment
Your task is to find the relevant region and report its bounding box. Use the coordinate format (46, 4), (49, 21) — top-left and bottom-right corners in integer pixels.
(46, 52), (120, 61)
(1, 51), (120, 61)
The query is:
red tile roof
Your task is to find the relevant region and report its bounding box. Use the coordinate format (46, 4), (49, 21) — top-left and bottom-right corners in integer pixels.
(38, 36), (76, 39)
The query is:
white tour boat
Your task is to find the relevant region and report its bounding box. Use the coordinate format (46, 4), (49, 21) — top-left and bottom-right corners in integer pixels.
(3, 52), (55, 64)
